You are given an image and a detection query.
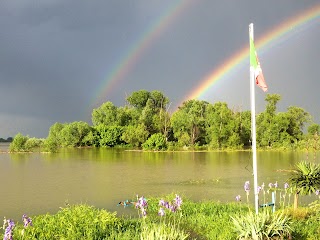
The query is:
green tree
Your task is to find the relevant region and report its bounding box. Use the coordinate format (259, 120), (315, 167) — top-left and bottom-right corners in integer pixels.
(10, 134), (43, 152)
(92, 101), (118, 126)
(126, 90), (150, 109)
(205, 102), (241, 149)
(46, 122), (65, 148)
(271, 112), (292, 148)
(148, 90), (169, 110)
(236, 110), (251, 147)
(308, 123), (320, 135)
(25, 137), (44, 150)
(142, 133), (167, 150)
(82, 131), (96, 146)
(59, 121), (92, 147)
(121, 124), (149, 147)
(308, 123), (320, 136)
(9, 133), (29, 152)
(116, 106), (140, 126)
(140, 99), (156, 133)
(94, 125), (124, 147)
(171, 99), (208, 147)
(257, 94), (281, 147)
(152, 108), (171, 140)
(286, 106), (310, 142)
(43, 137), (59, 152)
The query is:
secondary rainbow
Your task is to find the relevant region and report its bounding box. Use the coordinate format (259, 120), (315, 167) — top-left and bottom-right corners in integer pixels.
(91, 0), (194, 108)
(181, 3), (320, 105)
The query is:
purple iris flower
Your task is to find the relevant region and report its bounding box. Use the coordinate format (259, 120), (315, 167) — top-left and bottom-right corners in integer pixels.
(135, 195), (148, 217)
(174, 194), (182, 209)
(158, 207), (165, 217)
(3, 219), (15, 240)
(169, 204), (178, 213)
(22, 214), (32, 228)
(257, 186), (262, 194)
(138, 196), (147, 208)
(315, 189), (320, 196)
(160, 200), (170, 209)
(244, 181), (250, 193)
(159, 199), (166, 206)
(235, 195), (241, 201)
(284, 183), (289, 190)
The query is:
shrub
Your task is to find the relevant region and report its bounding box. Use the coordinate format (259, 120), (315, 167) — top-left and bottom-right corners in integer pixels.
(10, 204), (120, 239)
(25, 137), (44, 150)
(142, 133), (167, 150)
(9, 133), (29, 152)
(288, 161), (320, 209)
(140, 222), (188, 240)
(42, 137), (59, 153)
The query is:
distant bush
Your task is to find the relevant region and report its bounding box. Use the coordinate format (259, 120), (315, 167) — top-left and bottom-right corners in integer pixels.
(9, 133), (44, 152)
(42, 137), (59, 153)
(9, 133), (30, 152)
(25, 137), (44, 150)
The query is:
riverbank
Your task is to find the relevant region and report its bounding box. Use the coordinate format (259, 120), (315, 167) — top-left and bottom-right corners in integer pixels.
(1, 196), (319, 239)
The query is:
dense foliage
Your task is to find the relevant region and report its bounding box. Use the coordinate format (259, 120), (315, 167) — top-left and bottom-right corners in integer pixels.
(9, 90), (320, 152)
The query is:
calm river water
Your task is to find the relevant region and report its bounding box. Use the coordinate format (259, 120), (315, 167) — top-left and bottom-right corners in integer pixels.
(1, 143), (319, 220)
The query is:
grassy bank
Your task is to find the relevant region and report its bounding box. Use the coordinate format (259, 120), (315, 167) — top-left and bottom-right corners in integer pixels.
(1, 195), (320, 239)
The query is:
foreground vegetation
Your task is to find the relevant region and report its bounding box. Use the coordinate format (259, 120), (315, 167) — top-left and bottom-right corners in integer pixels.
(7, 90), (320, 153)
(2, 196), (320, 240)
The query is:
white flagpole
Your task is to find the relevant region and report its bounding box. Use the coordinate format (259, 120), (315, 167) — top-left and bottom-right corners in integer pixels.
(249, 23), (259, 214)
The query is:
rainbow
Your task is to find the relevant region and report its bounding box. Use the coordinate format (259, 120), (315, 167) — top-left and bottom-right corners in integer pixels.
(91, 0), (194, 108)
(181, 3), (320, 105)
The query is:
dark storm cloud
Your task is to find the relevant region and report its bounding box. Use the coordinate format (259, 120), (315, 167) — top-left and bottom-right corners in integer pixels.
(0, 0), (319, 138)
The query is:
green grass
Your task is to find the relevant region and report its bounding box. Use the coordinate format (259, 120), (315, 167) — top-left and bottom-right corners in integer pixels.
(1, 196), (320, 240)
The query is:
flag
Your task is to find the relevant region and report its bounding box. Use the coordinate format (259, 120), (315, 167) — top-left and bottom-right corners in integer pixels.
(250, 37), (268, 92)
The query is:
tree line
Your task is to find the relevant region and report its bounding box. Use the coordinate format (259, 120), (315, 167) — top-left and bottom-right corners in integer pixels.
(9, 90), (320, 152)
(0, 137), (12, 143)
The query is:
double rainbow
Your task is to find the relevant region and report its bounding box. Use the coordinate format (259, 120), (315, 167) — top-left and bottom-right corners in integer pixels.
(91, 0), (194, 107)
(91, 2), (320, 110)
(181, 3), (320, 105)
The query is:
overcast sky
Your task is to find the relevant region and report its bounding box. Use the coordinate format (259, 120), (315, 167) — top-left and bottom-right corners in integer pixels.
(1, 0), (319, 138)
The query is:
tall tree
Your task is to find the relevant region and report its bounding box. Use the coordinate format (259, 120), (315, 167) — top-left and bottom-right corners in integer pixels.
(257, 94), (281, 147)
(205, 102), (241, 149)
(121, 124), (149, 147)
(126, 90), (150, 109)
(149, 90), (169, 110)
(92, 101), (118, 126)
(171, 99), (208, 146)
(59, 121), (92, 147)
(286, 106), (310, 141)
